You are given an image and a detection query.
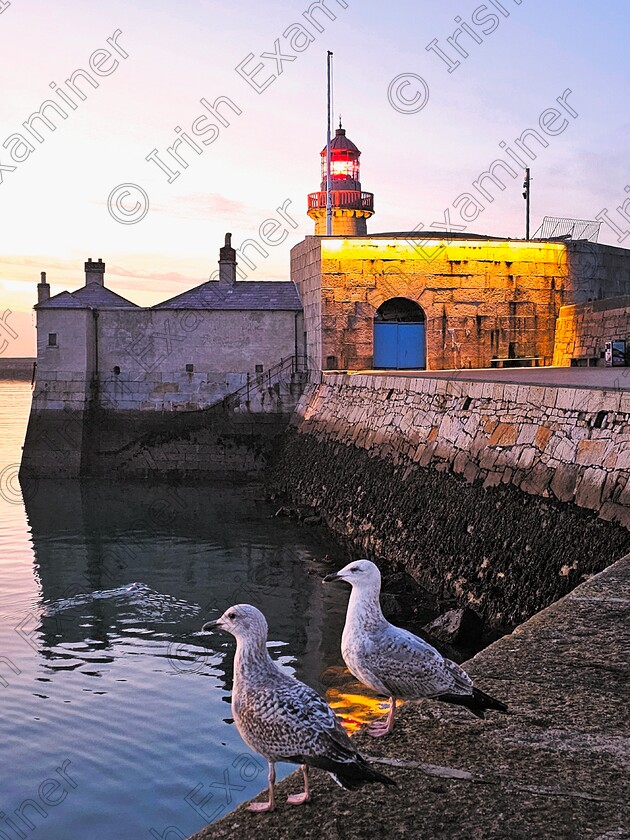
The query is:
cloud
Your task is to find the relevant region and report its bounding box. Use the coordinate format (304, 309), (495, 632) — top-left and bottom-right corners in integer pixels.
(0, 254), (207, 291)
(131, 192), (249, 221)
(0, 255), (78, 272)
(107, 266), (206, 290)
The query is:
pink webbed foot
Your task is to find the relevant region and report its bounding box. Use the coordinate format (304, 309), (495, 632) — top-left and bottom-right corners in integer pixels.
(248, 762), (276, 812)
(248, 800), (275, 813)
(366, 719), (393, 737)
(287, 791), (311, 806)
(366, 698), (396, 737)
(287, 764), (311, 805)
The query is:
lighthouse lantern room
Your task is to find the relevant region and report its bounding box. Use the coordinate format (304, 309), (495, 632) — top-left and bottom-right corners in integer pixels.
(307, 123), (375, 236)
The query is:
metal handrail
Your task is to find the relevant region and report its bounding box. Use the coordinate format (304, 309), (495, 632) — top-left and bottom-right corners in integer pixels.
(222, 355), (308, 409)
(307, 190), (374, 212)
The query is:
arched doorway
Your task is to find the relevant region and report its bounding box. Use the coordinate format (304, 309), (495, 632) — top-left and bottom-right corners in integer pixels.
(373, 298), (426, 369)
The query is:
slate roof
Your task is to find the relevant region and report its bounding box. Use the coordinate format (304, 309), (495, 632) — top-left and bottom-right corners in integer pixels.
(36, 282), (139, 309)
(154, 280), (303, 311)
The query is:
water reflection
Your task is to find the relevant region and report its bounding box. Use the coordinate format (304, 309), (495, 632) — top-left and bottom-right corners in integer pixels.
(22, 479), (349, 694)
(2, 381), (390, 837)
(1, 475), (382, 838)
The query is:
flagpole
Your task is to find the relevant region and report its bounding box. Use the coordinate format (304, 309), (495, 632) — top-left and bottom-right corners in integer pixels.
(326, 51), (333, 236)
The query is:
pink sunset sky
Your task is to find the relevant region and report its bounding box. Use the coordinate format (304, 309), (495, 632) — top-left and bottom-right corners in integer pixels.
(1, 0), (629, 355)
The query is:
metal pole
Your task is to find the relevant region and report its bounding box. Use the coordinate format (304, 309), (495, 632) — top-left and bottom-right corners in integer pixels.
(326, 51), (333, 236)
(524, 167), (531, 240)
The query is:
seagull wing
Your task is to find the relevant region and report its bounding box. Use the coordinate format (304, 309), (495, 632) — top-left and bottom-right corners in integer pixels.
(365, 624), (473, 700)
(236, 670), (358, 765)
(265, 676), (394, 788)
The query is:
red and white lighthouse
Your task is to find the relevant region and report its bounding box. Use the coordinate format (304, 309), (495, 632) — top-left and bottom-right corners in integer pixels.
(307, 123), (375, 235)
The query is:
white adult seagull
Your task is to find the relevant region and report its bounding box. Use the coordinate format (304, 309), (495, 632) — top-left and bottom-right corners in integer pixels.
(324, 560), (507, 736)
(202, 604), (393, 813)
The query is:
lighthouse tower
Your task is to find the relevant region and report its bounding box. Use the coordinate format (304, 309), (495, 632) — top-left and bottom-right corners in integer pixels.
(307, 122), (374, 235)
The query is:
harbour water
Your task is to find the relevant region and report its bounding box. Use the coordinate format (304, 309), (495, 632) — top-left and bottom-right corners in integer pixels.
(0, 380), (363, 839)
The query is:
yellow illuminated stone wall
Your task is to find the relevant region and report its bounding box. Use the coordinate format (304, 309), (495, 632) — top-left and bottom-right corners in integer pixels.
(553, 296), (630, 366)
(292, 236), (567, 370)
(291, 236), (630, 371)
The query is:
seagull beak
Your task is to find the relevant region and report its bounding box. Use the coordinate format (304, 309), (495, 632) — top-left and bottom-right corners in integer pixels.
(323, 572), (341, 583)
(202, 619), (220, 632)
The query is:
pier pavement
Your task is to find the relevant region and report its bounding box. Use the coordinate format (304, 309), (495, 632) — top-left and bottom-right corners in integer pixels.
(190, 555), (630, 840)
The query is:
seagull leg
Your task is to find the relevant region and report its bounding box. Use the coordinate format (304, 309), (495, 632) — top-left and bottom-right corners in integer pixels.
(287, 764), (311, 805)
(367, 697), (396, 737)
(248, 762), (276, 812)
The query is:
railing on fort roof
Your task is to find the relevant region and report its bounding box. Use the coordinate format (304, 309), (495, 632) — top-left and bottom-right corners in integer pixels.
(307, 190), (374, 212)
(222, 354), (308, 411)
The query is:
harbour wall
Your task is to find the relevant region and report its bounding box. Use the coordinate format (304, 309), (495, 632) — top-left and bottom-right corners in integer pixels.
(19, 380), (303, 480)
(276, 372), (630, 626)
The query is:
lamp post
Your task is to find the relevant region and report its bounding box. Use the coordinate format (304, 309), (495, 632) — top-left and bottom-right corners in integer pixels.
(523, 168), (531, 240)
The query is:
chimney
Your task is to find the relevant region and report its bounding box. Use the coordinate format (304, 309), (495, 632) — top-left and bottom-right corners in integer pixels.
(37, 271), (50, 304)
(85, 257), (105, 286)
(218, 233), (237, 285)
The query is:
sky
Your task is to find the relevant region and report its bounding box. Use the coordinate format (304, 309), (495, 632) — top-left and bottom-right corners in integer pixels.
(1, 0), (629, 356)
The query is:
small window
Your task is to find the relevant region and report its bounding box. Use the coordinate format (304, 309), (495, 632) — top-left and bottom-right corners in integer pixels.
(48, 333), (57, 347)
(255, 364), (263, 374)
(185, 363), (194, 373)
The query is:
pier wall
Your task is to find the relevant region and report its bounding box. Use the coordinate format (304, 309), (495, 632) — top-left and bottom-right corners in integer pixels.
(277, 373), (630, 625)
(83, 407), (292, 479)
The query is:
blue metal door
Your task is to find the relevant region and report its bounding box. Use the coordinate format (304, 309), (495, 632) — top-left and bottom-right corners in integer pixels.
(373, 323), (398, 368)
(398, 323), (426, 368)
(374, 322), (425, 369)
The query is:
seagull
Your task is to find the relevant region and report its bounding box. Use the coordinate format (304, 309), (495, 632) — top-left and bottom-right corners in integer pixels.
(323, 560), (508, 736)
(202, 604), (394, 813)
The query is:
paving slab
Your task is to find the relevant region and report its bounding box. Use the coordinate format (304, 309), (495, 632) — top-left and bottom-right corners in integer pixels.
(190, 556), (630, 840)
(344, 367), (630, 391)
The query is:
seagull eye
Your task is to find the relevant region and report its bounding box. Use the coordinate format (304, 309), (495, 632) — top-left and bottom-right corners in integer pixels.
(228, 612), (236, 619)
(350, 567), (358, 573)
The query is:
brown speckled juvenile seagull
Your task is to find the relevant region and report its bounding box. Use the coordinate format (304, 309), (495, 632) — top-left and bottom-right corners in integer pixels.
(202, 604), (393, 813)
(324, 560), (507, 736)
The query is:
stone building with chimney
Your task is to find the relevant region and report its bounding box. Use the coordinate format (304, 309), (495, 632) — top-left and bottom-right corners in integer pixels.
(21, 236), (303, 477)
(31, 235), (302, 416)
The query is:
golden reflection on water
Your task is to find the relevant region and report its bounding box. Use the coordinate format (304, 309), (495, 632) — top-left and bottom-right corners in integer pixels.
(321, 665), (393, 733)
